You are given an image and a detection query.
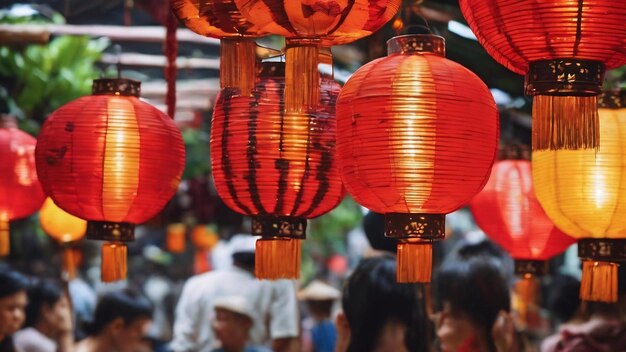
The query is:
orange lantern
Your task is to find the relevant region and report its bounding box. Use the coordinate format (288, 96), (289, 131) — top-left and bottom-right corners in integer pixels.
(36, 78), (185, 282)
(211, 62), (344, 279)
(459, 0), (626, 151)
(171, 0), (268, 96)
(336, 34), (499, 283)
(0, 116), (45, 256)
(166, 223), (187, 253)
(234, 0), (401, 112)
(533, 90), (626, 302)
(191, 224), (219, 274)
(39, 197), (87, 280)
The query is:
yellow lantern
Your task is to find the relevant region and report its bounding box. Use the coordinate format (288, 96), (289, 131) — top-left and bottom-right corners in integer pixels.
(533, 90), (626, 302)
(39, 198), (87, 280)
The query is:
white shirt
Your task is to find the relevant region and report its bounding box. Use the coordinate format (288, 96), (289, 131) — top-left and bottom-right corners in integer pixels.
(13, 327), (56, 352)
(170, 266), (299, 352)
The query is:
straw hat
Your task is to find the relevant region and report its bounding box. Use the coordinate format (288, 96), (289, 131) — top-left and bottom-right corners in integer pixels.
(297, 280), (341, 301)
(213, 295), (255, 321)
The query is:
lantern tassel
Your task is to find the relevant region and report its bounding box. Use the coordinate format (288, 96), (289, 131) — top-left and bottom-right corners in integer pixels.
(101, 242), (127, 283)
(194, 250), (212, 274)
(580, 260), (618, 303)
(255, 238), (301, 280)
(0, 220), (8, 256)
(220, 38), (257, 96)
(532, 95), (599, 151)
(396, 242), (432, 283)
(62, 247), (77, 281)
(513, 274), (537, 328)
(285, 40), (320, 113)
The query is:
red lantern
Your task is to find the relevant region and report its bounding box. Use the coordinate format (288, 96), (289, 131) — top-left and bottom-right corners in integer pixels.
(459, 0), (626, 151)
(234, 0), (401, 112)
(336, 34), (499, 283)
(470, 155), (575, 323)
(0, 116), (45, 256)
(211, 62), (344, 279)
(36, 78), (185, 282)
(172, 0), (268, 96)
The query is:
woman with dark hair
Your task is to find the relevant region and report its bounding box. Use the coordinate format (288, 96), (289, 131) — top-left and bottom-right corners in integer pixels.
(0, 268), (29, 352)
(13, 280), (74, 352)
(433, 257), (515, 352)
(335, 255), (428, 352)
(75, 289), (153, 352)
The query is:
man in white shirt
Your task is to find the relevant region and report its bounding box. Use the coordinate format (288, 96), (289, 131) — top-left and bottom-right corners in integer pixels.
(171, 235), (299, 352)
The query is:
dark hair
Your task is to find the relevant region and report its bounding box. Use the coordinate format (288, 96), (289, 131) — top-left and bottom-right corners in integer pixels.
(545, 275), (580, 323)
(232, 252), (255, 270)
(86, 289), (153, 336)
(434, 258), (510, 352)
(362, 212), (396, 253)
(342, 256), (427, 352)
(0, 268), (29, 299)
(24, 280), (64, 327)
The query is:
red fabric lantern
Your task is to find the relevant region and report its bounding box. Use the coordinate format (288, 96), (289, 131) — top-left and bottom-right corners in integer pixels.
(459, 0), (626, 151)
(233, 0), (401, 112)
(0, 116), (45, 256)
(36, 78), (185, 282)
(336, 34), (499, 283)
(172, 0), (268, 96)
(211, 62), (344, 279)
(470, 156), (575, 324)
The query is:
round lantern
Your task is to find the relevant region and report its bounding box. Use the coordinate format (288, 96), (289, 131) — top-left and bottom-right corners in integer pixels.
(233, 0), (401, 112)
(166, 222), (187, 253)
(211, 61), (344, 279)
(459, 0), (626, 152)
(39, 197), (87, 280)
(36, 78), (185, 282)
(0, 116), (45, 256)
(533, 90), (626, 303)
(470, 153), (575, 323)
(171, 0), (268, 96)
(191, 224), (219, 274)
(336, 34), (499, 283)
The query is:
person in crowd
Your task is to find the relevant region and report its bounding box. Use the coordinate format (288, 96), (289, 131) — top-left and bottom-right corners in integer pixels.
(433, 257), (517, 352)
(335, 255), (429, 352)
(13, 280), (74, 352)
(75, 289), (153, 352)
(171, 234), (299, 352)
(298, 280), (340, 352)
(211, 296), (270, 352)
(0, 268), (29, 352)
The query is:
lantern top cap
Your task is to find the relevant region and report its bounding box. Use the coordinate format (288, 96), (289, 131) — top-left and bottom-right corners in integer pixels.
(0, 114), (17, 129)
(92, 78), (141, 97)
(600, 90), (626, 109)
(387, 34), (445, 56)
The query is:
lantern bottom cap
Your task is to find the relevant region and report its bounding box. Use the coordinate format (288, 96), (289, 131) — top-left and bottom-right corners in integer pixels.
(514, 259), (547, 276)
(87, 221), (135, 242)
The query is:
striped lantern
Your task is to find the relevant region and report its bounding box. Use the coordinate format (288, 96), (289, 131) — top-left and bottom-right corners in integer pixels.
(171, 0), (268, 96)
(233, 0), (401, 112)
(0, 116), (46, 256)
(211, 62), (344, 279)
(36, 78), (185, 282)
(336, 34), (499, 283)
(459, 0), (626, 151)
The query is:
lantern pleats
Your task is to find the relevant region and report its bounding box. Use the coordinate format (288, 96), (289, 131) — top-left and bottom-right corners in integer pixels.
(211, 63), (344, 279)
(533, 94), (626, 302)
(0, 118), (46, 256)
(396, 242), (432, 283)
(336, 35), (498, 282)
(101, 243), (127, 283)
(255, 238), (301, 280)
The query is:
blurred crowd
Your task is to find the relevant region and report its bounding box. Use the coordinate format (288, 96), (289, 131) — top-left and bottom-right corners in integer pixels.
(2, 211), (626, 352)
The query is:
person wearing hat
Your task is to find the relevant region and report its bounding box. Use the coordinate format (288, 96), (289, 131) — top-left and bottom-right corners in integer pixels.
(299, 280), (341, 352)
(211, 296), (270, 352)
(171, 234), (299, 352)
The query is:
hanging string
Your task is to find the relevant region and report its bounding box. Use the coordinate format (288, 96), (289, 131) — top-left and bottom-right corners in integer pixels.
(165, 11), (178, 120)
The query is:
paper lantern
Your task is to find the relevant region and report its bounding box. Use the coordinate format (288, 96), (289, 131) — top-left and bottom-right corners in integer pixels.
(459, 0), (626, 152)
(470, 155), (575, 323)
(234, 0), (400, 112)
(39, 197), (87, 280)
(0, 116), (45, 256)
(36, 78), (185, 282)
(533, 90), (626, 302)
(172, 0), (267, 96)
(336, 34), (498, 283)
(191, 224), (219, 274)
(166, 223), (187, 253)
(211, 62), (344, 279)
